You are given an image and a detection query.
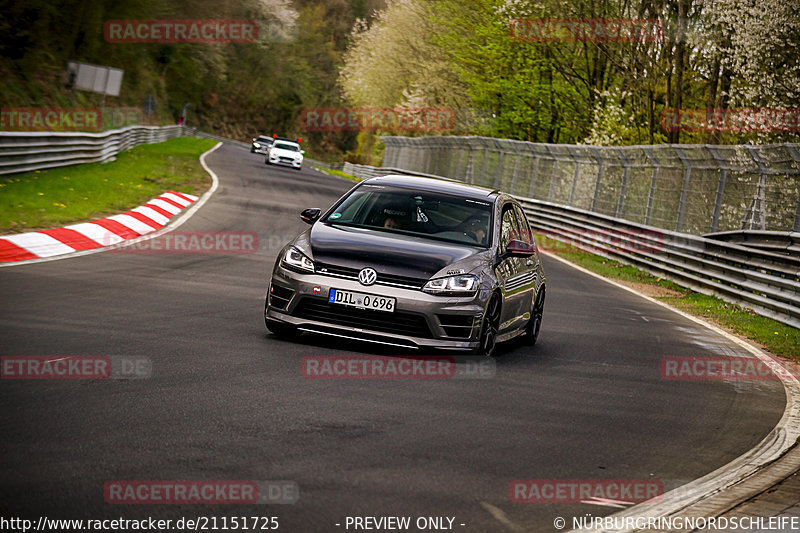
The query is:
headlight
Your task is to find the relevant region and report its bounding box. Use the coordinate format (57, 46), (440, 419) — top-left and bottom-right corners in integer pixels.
(423, 274), (478, 295)
(281, 246), (314, 273)
(253, 143), (261, 148)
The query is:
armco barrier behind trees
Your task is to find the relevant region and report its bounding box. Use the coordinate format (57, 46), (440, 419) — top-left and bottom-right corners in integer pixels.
(381, 136), (800, 235)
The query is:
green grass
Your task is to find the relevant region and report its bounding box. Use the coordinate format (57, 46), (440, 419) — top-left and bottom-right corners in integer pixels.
(536, 234), (800, 360)
(0, 137), (217, 233)
(312, 166), (359, 182)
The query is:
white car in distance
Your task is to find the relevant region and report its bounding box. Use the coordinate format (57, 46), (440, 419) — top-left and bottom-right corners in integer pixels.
(266, 138), (304, 170)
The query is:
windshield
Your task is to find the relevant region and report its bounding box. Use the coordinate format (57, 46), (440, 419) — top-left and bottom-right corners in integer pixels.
(274, 142), (300, 151)
(256, 137), (271, 143)
(324, 185), (493, 247)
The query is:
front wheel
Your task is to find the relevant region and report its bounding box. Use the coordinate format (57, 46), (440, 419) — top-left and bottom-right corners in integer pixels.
(525, 288), (545, 346)
(476, 294), (501, 357)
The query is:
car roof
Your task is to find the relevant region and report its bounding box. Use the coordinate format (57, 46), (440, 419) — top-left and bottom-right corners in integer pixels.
(362, 174), (499, 201)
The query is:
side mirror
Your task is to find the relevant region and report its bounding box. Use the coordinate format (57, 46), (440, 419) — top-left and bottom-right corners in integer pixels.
(301, 150), (306, 154)
(300, 208), (322, 225)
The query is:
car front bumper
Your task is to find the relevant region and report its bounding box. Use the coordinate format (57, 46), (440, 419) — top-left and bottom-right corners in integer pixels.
(268, 155), (302, 168)
(266, 265), (487, 351)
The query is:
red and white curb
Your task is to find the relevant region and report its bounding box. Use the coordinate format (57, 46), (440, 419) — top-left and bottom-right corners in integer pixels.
(0, 191), (198, 263)
(0, 141), (222, 267)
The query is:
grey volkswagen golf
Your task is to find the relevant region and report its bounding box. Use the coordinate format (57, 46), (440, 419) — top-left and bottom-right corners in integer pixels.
(264, 175), (545, 356)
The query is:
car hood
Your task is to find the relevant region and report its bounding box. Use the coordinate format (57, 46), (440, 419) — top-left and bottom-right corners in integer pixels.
(306, 223), (482, 280)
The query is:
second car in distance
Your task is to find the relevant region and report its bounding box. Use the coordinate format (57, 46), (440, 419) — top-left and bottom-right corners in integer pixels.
(266, 138), (304, 170)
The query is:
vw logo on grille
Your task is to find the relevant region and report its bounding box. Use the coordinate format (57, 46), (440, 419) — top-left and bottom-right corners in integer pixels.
(358, 268), (377, 286)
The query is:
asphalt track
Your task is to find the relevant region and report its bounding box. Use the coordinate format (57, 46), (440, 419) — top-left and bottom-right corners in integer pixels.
(0, 142), (787, 532)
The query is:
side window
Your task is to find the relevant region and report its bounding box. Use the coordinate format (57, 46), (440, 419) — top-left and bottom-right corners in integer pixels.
(513, 204), (533, 246)
(500, 205), (520, 253)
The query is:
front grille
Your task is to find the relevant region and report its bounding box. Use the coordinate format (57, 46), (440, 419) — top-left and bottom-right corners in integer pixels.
(437, 314), (476, 339)
(292, 297), (433, 339)
(315, 262), (426, 290)
(269, 284), (294, 310)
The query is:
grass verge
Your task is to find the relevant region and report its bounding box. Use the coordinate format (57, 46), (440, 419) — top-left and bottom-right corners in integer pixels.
(0, 137), (217, 234)
(536, 235), (799, 360)
(312, 166), (359, 182)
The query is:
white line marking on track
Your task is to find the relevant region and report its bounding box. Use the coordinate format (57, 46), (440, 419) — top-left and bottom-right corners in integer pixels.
(538, 250), (800, 533)
(480, 501), (524, 532)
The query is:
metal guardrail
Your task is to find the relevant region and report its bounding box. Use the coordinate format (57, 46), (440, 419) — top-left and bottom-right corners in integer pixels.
(0, 125), (189, 176)
(705, 230), (800, 256)
(519, 199), (800, 329)
(331, 161), (800, 329)
(381, 136), (800, 235)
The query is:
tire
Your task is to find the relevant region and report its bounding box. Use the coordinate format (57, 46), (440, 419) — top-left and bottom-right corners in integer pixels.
(525, 287), (545, 346)
(476, 293), (501, 357)
(265, 159), (271, 165)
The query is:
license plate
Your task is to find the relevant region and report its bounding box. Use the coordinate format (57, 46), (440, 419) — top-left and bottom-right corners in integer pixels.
(328, 289), (396, 313)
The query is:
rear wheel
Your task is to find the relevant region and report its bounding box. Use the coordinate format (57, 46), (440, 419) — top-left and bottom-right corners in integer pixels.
(525, 288), (545, 346)
(477, 294), (501, 357)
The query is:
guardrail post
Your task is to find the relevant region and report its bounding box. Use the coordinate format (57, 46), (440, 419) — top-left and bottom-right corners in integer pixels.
(616, 148), (630, 219)
(642, 147), (659, 226)
(590, 147), (605, 213)
(788, 145), (800, 232)
(494, 148), (505, 188)
(465, 139), (475, 183)
(744, 146), (769, 231)
(544, 145), (559, 202)
(509, 143), (522, 196)
(707, 146), (729, 233)
(674, 147), (692, 232)
(528, 153), (541, 199)
(480, 142), (490, 186)
(566, 146), (581, 207)
(445, 138), (457, 178)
